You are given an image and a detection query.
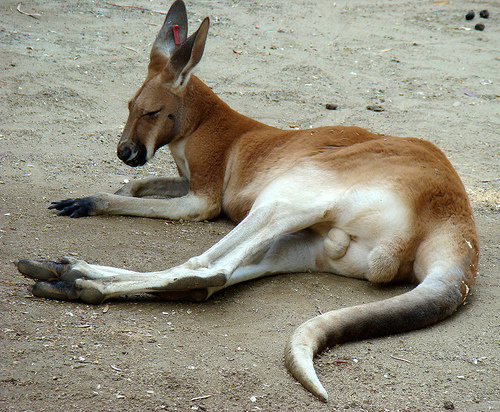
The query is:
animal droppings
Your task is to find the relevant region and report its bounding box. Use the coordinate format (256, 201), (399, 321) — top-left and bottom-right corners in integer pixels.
(465, 10), (475, 20)
(474, 23), (485, 31)
(479, 10), (489, 19)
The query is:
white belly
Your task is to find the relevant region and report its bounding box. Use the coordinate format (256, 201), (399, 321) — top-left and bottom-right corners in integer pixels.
(248, 164), (412, 280)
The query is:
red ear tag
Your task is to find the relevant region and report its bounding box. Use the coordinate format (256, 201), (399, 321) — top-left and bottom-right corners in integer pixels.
(172, 25), (181, 45)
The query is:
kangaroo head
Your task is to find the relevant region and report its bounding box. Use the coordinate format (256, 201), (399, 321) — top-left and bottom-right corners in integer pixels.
(117, 0), (209, 167)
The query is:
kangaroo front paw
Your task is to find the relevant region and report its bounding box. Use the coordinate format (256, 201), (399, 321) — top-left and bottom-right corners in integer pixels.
(49, 197), (96, 218)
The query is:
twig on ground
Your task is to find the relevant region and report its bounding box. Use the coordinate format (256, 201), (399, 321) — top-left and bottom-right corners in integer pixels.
(335, 360), (352, 365)
(103, 1), (167, 15)
(190, 394), (212, 402)
(377, 48), (393, 54)
(16, 3), (41, 19)
(390, 355), (413, 364)
(123, 46), (138, 53)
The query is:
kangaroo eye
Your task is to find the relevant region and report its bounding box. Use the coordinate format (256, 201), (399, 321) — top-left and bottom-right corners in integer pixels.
(145, 109), (161, 117)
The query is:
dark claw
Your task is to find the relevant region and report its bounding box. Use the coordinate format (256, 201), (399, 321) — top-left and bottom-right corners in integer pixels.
(49, 197), (94, 218)
(48, 198), (75, 210)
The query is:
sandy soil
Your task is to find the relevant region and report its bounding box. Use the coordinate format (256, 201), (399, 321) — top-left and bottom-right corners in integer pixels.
(1, 0), (499, 410)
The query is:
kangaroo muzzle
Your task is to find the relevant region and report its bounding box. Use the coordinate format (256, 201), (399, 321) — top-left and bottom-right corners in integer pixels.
(117, 142), (148, 167)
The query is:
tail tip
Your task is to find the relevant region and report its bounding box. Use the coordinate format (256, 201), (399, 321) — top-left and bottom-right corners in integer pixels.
(285, 342), (329, 402)
(316, 388), (328, 403)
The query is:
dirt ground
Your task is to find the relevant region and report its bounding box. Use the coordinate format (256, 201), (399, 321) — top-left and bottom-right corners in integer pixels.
(1, 0), (499, 411)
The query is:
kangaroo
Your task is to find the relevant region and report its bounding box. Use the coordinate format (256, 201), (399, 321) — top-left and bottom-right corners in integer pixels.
(17, 0), (479, 402)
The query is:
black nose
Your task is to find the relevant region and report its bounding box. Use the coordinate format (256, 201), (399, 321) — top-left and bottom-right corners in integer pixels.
(117, 142), (148, 167)
(117, 146), (132, 162)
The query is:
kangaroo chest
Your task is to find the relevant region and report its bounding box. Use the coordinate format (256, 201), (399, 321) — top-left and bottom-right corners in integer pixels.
(169, 138), (190, 179)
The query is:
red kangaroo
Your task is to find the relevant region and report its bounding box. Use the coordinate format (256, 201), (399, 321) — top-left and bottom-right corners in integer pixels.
(17, 0), (479, 401)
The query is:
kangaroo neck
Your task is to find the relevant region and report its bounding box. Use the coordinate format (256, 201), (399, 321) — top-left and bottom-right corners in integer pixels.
(181, 75), (273, 141)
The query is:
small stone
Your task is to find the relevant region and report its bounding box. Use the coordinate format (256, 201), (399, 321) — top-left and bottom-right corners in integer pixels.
(443, 400), (455, 410)
(474, 23), (485, 31)
(465, 10), (475, 20)
(479, 10), (489, 19)
(367, 105), (385, 112)
(325, 103), (339, 110)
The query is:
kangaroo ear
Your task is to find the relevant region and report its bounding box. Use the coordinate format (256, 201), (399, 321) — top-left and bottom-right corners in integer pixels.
(164, 17), (210, 90)
(150, 0), (188, 63)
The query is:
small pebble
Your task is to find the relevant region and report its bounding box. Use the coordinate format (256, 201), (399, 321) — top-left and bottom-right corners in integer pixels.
(325, 103), (339, 110)
(479, 10), (489, 19)
(474, 23), (485, 31)
(465, 10), (475, 20)
(443, 400), (455, 410)
(367, 105), (385, 112)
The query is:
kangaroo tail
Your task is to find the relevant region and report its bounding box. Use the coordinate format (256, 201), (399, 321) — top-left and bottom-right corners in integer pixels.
(284, 265), (474, 402)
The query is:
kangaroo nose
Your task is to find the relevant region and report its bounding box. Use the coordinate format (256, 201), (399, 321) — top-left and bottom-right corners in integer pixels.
(117, 145), (132, 162)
